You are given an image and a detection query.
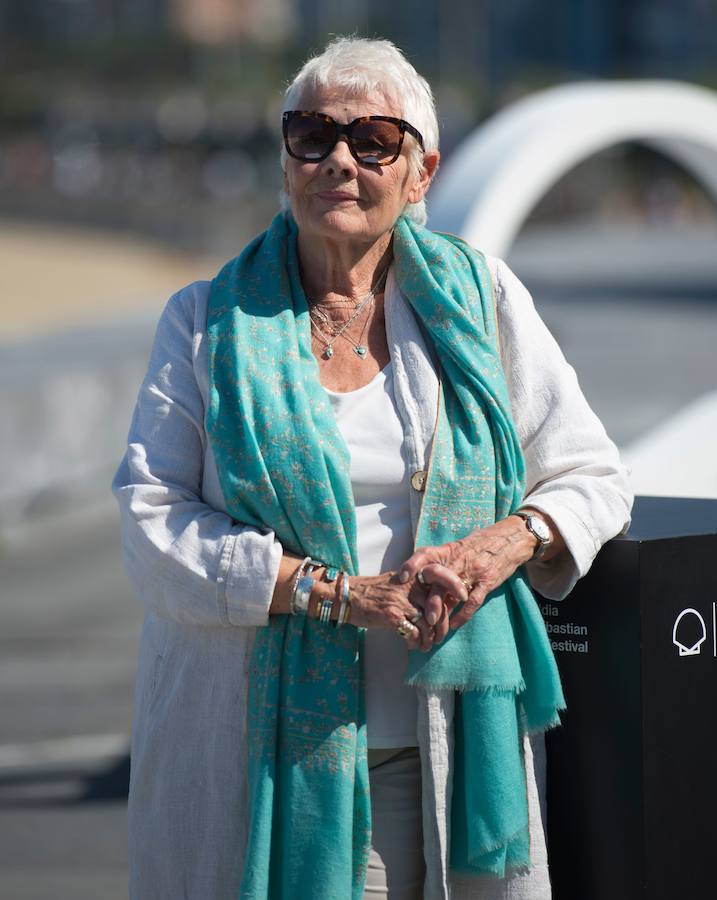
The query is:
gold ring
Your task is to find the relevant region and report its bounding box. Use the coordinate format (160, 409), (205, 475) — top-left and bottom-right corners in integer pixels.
(461, 578), (473, 593)
(396, 620), (415, 638)
(416, 570), (427, 586)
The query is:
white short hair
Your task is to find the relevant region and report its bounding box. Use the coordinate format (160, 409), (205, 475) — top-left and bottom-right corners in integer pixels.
(279, 36), (439, 225)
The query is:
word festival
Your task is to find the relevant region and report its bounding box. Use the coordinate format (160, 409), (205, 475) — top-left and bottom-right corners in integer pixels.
(541, 603), (590, 654)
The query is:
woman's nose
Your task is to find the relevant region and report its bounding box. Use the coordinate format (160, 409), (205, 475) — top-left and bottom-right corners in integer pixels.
(322, 135), (358, 177)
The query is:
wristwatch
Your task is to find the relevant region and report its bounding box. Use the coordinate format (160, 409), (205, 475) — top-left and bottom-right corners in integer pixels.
(514, 511), (551, 560)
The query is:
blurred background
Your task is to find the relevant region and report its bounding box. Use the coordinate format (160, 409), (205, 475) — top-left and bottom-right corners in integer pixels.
(1, 2), (716, 897)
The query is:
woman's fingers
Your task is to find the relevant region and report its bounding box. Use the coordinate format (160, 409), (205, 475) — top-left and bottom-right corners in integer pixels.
(411, 610), (435, 651)
(399, 546), (452, 584)
(431, 599), (450, 644)
(419, 621), (435, 651)
(400, 551), (467, 600)
(359, 560), (487, 649)
(398, 547), (430, 583)
(405, 559), (469, 645)
(418, 563), (468, 608)
(403, 627), (421, 652)
(399, 616), (432, 652)
(399, 548), (472, 640)
(395, 525), (528, 637)
(449, 585), (488, 630)
(406, 583), (451, 649)
(412, 582), (444, 628)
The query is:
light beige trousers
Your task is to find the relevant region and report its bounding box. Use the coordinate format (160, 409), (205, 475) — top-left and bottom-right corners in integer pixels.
(363, 736), (551, 900)
(364, 747), (426, 899)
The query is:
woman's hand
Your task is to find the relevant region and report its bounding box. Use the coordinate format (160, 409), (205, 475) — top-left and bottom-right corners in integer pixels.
(348, 567), (468, 652)
(398, 516), (541, 640)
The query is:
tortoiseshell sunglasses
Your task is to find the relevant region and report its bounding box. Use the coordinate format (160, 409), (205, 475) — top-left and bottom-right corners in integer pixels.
(282, 110), (425, 166)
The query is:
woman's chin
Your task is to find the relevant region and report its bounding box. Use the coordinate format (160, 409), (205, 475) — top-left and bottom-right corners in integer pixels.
(303, 208), (374, 242)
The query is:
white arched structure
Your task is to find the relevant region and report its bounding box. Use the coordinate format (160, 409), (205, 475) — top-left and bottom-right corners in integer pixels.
(429, 81), (717, 258)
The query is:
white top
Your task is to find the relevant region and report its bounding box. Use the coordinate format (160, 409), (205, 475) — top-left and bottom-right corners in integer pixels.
(324, 362), (419, 748)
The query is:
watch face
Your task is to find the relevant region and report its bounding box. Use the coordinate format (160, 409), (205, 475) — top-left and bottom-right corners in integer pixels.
(528, 515), (551, 543)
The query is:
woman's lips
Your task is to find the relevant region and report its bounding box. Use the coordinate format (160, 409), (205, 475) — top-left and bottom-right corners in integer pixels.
(315, 190), (360, 202)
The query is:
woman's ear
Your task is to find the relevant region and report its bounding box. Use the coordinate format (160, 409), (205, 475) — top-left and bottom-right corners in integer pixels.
(407, 150), (440, 204)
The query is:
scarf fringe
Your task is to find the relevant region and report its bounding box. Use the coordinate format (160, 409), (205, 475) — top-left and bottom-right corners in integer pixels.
(525, 709), (565, 736)
(405, 677), (528, 695)
(450, 821), (532, 877)
(452, 862), (533, 879)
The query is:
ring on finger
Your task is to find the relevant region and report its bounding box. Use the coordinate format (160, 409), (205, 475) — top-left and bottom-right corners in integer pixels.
(408, 609), (424, 625)
(461, 577), (473, 593)
(416, 569), (427, 587)
(396, 620), (415, 639)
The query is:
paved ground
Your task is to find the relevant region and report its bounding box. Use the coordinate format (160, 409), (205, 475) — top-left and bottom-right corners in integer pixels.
(0, 806), (128, 900)
(0, 506), (137, 900)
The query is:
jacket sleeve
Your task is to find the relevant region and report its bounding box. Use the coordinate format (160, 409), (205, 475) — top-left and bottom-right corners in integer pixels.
(490, 258), (634, 600)
(112, 282), (282, 628)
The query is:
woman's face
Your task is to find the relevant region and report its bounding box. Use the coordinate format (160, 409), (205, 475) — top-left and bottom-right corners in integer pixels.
(283, 85), (438, 250)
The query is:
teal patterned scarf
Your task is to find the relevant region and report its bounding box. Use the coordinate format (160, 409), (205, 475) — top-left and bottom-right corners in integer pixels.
(205, 211), (564, 898)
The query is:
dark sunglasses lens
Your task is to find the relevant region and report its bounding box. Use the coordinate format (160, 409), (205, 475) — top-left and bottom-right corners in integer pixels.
(350, 120), (402, 164)
(286, 114), (335, 160)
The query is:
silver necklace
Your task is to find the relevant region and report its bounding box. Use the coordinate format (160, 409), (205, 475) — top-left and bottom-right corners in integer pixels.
(310, 295), (374, 359)
(342, 299), (373, 358)
(308, 265), (388, 360)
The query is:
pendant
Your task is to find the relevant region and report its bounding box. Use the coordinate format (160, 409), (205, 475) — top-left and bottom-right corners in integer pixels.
(324, 345), (334, 359)
(354, 345), (367, 358)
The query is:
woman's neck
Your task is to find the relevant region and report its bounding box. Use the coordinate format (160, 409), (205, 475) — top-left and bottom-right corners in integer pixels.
(297, 231), (393, 305)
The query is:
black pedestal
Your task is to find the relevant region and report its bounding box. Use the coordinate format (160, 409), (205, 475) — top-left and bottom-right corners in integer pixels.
(544, 496), (717, 900)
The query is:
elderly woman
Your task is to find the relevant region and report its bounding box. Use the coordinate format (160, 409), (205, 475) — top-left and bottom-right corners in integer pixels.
(113, 37), (632, 900)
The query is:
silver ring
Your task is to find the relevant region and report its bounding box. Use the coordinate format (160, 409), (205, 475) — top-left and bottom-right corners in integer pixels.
(416, 570), (427, 586)
(408, 609), (424, 625)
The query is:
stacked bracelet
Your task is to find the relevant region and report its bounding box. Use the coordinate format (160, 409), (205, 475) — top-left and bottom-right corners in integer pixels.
(290, 560), (352, 626)
(317, 596), (334, 624)
(317, 566), (339, 624)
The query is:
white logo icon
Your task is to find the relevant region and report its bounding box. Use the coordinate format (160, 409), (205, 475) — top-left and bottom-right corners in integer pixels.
(672, 608), (708, 657)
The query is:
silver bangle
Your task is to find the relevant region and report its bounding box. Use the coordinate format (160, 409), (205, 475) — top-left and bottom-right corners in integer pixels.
(293, 574), (315, 616)
(333, 572), (350, 628)
(290, 557), (322, 616)
(318, 597), (334, 624)
(289, 557), (311, 616)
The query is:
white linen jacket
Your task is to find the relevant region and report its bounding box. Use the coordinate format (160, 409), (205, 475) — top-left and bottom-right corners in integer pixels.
(113, 258), (633, 900)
